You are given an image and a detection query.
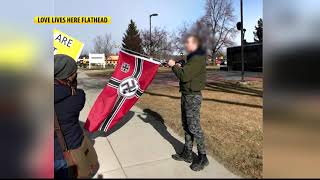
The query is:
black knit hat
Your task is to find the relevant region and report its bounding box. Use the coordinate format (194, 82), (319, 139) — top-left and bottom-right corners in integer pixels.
(54, 54), (77, 80)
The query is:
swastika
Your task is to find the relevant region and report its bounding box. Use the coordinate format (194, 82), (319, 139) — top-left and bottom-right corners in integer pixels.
(118, 78), (139, 98)
(121, 79), (137, 94)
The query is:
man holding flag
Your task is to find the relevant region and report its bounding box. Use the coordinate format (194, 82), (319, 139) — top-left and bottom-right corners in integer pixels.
(84, 32), (208, 171)
(167, 34), (209, 171)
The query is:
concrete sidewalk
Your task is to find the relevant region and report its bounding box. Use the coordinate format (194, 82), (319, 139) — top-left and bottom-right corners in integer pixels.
(78, 71), (238, 178)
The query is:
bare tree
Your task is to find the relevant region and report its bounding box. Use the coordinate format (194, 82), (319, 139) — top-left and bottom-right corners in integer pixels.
(79, 48), (89, 58)
(203, 0), (237, 56)
(79, 48), (89, 59)
(93, 33), (114, 56)
(141, 27), (174, 59)
(172, 22), (190, 53)
(173, 0), (237, 60)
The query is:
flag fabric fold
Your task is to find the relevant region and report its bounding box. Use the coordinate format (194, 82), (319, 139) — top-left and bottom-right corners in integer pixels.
(84, 50), (160, 132)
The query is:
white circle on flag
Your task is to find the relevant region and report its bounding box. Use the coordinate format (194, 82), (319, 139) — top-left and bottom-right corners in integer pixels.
(118, 77), (139, 98)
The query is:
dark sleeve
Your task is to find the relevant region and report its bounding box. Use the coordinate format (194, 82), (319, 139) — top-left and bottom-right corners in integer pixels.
(76, 89), (86, 110)
(172, 56), (202, 82)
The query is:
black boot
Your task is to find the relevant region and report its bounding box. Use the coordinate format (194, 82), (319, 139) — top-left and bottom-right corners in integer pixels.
(172, 147), (193, 163)
(190, 154), (209, 171)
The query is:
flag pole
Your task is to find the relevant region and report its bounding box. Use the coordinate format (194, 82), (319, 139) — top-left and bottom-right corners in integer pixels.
(120, 47), (161, 62)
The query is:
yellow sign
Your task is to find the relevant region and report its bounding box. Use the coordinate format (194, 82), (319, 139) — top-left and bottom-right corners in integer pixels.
(35, 16), (111, 24)
(53, 29), (84, 61)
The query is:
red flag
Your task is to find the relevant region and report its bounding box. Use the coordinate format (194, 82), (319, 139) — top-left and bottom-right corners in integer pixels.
(84, 50), (160, 132)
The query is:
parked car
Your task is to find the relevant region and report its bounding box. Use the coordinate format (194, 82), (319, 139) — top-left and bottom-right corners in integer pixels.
(220, 59), (228, 71)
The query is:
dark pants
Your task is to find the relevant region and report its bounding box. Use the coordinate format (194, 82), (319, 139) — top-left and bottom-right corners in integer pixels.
(181, 93), (206, 154)
(54, 159), (68, 179)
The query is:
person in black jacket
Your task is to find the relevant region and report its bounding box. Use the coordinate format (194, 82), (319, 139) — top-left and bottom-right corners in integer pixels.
(54, 54), (85, 178)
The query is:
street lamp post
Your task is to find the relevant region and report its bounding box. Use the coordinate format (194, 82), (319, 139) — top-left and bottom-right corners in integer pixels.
(240, 0), (245, 82)
(149, 13), (158, 56)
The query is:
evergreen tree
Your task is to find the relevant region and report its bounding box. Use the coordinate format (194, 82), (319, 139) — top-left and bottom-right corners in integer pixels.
(254, 18), (263, 43)
(122, 20), (143, 53)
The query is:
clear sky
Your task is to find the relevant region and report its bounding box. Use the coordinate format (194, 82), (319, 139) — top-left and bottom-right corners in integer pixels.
(53, 0), (262, 53)
(0, 0), (262, 53)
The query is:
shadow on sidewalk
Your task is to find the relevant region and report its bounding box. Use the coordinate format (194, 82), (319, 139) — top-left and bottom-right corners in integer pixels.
(80, 111), (135, 143)
(106, 111), (135, 136)
(137, 109), (184, 154)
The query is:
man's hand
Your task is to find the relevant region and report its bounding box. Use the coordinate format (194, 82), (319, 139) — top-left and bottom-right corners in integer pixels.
(167, 59), (176, 67)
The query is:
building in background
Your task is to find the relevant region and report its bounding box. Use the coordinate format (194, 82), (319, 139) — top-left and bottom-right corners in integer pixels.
(88, 53), (106, 69)
(106, 55), (119, 66)
(77, 54), (119, 69)
(226, 42), (262, 72)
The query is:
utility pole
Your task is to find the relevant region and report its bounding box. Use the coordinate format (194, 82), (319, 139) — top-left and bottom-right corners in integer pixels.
(240, 0), (245, 82)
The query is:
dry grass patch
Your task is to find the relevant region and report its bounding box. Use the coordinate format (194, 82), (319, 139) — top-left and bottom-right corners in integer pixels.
(136, 80), (263, 178)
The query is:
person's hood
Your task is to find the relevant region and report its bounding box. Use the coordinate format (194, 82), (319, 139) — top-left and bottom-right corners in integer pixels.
(54, 54), (77, 80)
(54, 84), (71, 104)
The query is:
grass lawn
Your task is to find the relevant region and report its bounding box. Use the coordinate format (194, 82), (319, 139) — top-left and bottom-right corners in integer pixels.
(84, 68), (263, 178)
(136, 79), (263, 178)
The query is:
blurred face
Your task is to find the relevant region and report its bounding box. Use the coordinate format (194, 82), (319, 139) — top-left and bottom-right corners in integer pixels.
(68, 72), (77, 82)
(184, 36), (198, 53)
